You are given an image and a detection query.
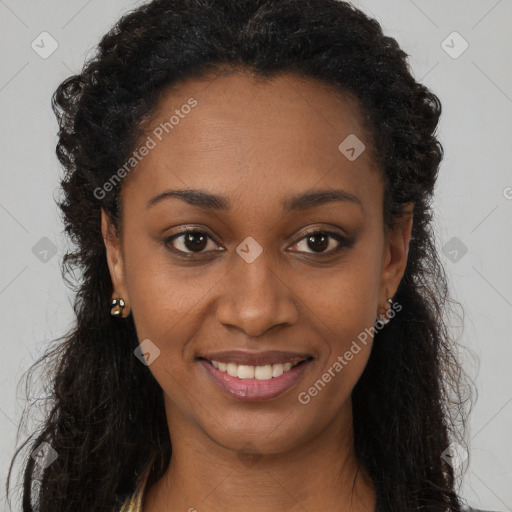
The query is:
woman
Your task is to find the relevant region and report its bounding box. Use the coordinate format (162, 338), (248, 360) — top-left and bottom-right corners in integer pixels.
(6, 0), (494, 511)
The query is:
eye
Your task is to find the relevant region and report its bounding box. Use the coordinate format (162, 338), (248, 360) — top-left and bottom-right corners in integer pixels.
(164, 230), (222, 255)
(164, 228), (350, 257)
(289, 230), (348, 254)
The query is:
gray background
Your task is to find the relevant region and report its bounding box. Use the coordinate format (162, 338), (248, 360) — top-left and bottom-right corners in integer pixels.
(1, 0), (511, 510)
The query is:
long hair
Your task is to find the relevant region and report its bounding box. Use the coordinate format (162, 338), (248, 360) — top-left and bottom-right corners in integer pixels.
(6, 1), (471, 510)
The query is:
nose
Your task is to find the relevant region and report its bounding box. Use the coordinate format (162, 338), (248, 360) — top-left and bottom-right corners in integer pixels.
(215, 251), (299, 338)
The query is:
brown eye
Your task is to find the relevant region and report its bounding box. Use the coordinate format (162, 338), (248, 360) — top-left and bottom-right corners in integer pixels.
(290, 231), (348, 254)
(165, 230), (220, 254)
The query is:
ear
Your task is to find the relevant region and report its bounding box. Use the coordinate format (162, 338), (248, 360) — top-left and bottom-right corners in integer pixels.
(378, 203), (414, 314)
(101, 208), (130, 313)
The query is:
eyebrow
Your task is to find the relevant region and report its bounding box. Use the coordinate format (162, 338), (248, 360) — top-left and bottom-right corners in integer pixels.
(146, 188), (362, 212)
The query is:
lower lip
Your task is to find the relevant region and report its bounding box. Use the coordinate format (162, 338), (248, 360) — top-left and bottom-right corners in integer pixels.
(198, 359), (312, 401)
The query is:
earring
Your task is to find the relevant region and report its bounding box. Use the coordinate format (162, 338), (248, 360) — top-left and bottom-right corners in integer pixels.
(376, 298), (394, 325)
(386, 297), (394, 315)
(110, 298), (127, 318)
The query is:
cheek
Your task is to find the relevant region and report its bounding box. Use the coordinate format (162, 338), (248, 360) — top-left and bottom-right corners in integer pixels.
(305, 252), (382, 340)
(122, 233), (219, 339)
(298, 291), (376, 412)
(302, 249), (382, 398)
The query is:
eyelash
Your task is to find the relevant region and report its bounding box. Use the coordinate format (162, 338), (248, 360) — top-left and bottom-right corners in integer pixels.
(163, 228), (350, 257)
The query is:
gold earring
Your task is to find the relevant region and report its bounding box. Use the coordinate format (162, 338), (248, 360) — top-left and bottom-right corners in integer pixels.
(110, 298), (127, 318)
(377, 298), (394, 322)
(384, 298), (395, 320)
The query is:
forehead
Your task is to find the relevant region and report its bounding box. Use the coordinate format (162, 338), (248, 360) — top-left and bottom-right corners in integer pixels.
(123, 70), (382, 211)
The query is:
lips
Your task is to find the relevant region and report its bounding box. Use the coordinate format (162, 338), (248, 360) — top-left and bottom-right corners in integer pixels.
(198, 357), (313, 401)
(198, 350), (313, 367)
(196, 350), (314, 401)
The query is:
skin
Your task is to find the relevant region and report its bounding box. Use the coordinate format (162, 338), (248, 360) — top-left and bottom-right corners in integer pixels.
(102, 69), (413, 512)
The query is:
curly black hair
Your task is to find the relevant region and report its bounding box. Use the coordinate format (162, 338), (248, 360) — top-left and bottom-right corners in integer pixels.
(6, 1), (471, 511)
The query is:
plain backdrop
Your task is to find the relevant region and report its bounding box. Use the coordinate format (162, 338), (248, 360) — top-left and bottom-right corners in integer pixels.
(1, 0), (511, 510)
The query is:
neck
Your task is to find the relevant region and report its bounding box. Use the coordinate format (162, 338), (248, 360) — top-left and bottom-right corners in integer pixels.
(143, 399), (375, 512)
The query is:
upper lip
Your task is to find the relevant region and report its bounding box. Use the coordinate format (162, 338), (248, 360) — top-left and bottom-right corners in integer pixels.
(198, 350), (313, 366)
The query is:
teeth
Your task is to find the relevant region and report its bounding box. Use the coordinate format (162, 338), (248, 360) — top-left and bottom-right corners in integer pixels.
(209, 360), (300, 380)
(255, 365), (273, 380)
(237, 365), (254, 379)
(272, 364), (283, 378)
(227, 363), (238, 377)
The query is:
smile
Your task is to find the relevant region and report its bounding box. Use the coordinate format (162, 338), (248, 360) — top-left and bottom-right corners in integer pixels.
(209, 360), (302, 380)
(198, 357), (313, 401)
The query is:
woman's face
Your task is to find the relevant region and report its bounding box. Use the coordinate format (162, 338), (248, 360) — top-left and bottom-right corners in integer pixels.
(103, 71), (412, 456)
